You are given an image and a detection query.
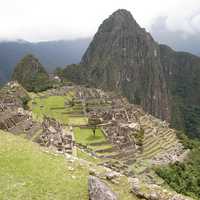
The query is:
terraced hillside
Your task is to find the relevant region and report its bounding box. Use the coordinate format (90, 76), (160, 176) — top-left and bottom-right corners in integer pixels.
(30, 89), (87, 125)
(29, 86), (187, 169)
(137, 115), (183, 163)
(0, 83), (192, 200)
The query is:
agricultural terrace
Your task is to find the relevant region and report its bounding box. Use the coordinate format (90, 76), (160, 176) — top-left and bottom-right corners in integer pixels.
(30, 90), (87, 125)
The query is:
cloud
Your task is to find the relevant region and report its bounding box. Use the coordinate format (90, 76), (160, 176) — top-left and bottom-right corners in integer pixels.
(150, 16), (200, 55)
(152, 0), (200, 36)
(0, 0), (200, 43)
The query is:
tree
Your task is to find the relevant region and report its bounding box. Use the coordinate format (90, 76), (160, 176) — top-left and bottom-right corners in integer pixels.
(69, 97), (75, 107)
(88, 115), (101, 137)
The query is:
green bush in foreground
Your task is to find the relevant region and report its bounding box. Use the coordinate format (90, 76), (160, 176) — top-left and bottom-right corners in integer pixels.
(155, 133), (200, 199)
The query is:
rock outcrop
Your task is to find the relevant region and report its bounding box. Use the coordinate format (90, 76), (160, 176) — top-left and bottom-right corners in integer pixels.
(88, 176), (117, 200)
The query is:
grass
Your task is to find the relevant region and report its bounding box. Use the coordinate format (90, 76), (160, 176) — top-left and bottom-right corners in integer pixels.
(131, 160), (152, 174)
(31, 95), (87, 125)
(74, 128), (116, 159)
(68, 117), (88, 126)
(74, 127), (107, 146)
(0, 130), (140, 200)
(0, 130), (89, 200)
(76, 148), (102, 164)
(106, 176), (139, 200)
(89, 144), (113, 151)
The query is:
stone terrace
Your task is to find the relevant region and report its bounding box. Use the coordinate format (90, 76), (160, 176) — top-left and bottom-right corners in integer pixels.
(73, 86), (188, 168)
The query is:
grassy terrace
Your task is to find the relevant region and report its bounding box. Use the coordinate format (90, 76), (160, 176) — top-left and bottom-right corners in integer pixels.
(74, 127), (116, 159)
(31, 94), (87, 125)
(76, 148), (102, 164)
(74, 128), (107, 146)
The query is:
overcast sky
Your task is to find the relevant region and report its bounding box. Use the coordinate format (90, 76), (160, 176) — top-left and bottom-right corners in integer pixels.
(0, 0), (200, 42)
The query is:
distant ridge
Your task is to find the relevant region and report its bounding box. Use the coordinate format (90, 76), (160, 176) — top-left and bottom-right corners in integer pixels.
(0, 38), (91, 85)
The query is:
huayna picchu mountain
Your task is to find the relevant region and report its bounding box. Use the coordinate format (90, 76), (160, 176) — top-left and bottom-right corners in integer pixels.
(12, 54), (52, 92)
(81, 10), (170, 120)
(62, 9), (171, 122)
(61, 9), (200, 138)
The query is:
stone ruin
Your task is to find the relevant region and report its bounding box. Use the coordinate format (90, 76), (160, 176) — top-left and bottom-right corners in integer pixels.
(80, 87), (188, 166)
(43, 85), (72, 96)
(0, 81), (42, 137)
(0, 102), (6, 112)
(76, 86), (110, 100)
(0, 112), (27, 130)
(88, 176), (117, 200)
(0, 103), (41, 138)
(89, 106), (142, 146)
(0, 97), (21, 111)
(38, 117), (74, 154)
(0, 104), (31, 130)
(0, 81), (30, 113)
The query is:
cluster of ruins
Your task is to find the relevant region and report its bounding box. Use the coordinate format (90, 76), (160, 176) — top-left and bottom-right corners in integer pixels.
(0, 83), (189, 168)
(0, 81), (40, 137)
(73, 86), (188, 166)
(38, 116), (74, 154)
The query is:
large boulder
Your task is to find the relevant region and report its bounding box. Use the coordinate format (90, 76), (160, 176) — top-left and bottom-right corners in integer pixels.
(88, 176), (117, 200)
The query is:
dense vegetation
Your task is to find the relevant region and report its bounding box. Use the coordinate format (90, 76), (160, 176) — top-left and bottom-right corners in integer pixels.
(12, 54), (52, 92)
(160, 45), (200, 138)
(155, 133), (200, 199)
(56, 64), (86, 84)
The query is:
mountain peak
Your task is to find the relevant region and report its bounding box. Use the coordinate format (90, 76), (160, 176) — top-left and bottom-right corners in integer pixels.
(95, 9), (139, 36)
(12, 54), (51, 92)
(78, 9), (170, 121)
(111, 9), (133, 18)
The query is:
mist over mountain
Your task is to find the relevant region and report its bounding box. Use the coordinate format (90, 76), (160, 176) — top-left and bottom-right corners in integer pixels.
(0, 38), (91, 85)
(1, 15), (200, 88)
(150, 16), (200, 56)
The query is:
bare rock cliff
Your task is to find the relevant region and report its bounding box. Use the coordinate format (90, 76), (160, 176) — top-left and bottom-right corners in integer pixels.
(80, 9), (170, 121)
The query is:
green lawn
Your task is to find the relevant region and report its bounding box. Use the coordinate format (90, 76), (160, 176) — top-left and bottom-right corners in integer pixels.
(31, 95), (87, 125)
(73, 128), (107, 146)
(0, 130), (89, 200)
